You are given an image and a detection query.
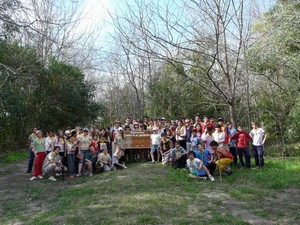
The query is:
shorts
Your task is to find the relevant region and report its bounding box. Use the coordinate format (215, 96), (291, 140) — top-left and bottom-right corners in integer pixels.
(151, 145), (159, 152)
(43, 163), (60, 175)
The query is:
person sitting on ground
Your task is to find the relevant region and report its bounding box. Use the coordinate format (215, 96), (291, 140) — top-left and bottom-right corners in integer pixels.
(210, 141), (233, 174)
(160, 133), (173, 165)
(170, 141), (187, 169)
(186, 151), (215, 181)
(96, 148), (113, 172)
(150, 127), (161, 163)
(42, 146), (67, 181)
(196, 144), (216, 176)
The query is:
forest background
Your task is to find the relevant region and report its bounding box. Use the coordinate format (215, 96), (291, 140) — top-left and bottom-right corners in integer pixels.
(1, 0), (300, 157)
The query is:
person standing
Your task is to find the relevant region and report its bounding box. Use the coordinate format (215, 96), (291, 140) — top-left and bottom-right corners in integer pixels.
(176, 121), (187, 150)
(25, 127), (38, 174)
(228, 122), (238, 166)
(185, 118), (194, 152)
(231, 125), (252, 169)
(30, 130), (46, 181)
(250, 122), (267, 169)
(45, 131), (54, 155)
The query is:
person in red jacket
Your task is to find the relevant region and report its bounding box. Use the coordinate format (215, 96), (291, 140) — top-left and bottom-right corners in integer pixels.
(231, 125), (252, 169)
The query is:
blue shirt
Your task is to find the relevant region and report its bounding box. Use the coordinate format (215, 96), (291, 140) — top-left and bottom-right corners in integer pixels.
(190, 136), (200, 152)
(230, 127), (237, 147)
(196, 149), (211, 166)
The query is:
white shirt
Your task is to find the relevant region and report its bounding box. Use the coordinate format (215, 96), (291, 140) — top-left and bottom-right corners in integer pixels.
(250, 128), (265, 146)
(151, 133), (161, 145)
(45, 136), (54, 152)
(212, 131), (225, 146)
(186, 158), (201, 173)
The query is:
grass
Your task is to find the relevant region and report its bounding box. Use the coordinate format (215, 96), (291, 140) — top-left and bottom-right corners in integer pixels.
(0, 150), (28, 165)
(0, 157), (300, 225)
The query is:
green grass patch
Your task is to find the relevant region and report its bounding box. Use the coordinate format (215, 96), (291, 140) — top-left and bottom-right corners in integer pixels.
(0, 150), (28, 164)
(1, 158), (299, 224)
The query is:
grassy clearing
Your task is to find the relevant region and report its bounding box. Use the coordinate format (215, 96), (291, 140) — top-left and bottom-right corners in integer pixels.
(0, 157), (299, 225)
(0, 150), (28, 165)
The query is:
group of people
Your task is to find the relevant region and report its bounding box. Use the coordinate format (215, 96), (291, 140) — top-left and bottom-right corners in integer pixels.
(25, 115), (267, 182)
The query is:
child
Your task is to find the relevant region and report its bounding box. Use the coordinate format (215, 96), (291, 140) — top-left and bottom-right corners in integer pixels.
(96, 148), (112, 172)
(231, 125), (252, 169)
(160, 133), (173, 165)
(186, 151), (215, 181)
(150, 127), (161, 163)
(196, 144), (216, 176)
(190, 128), (201, 153)
(170, 141), (187, 169)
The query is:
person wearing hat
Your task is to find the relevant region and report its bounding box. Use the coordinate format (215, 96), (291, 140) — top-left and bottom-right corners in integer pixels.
(30, 130), (46, 181)
(150, 127), (161, 163)
(42, 146), (67, 181)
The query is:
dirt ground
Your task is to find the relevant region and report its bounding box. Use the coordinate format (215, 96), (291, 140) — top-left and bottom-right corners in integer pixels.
(0, 160), (299, 225)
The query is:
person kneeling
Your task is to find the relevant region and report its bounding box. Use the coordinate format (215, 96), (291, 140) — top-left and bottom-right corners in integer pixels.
(96, 148), (113, 172)
(170, 141), (187, 169)
(187, 151), (215, 181)
(210, 141), (234, 175)
(42, 146), (67, 181)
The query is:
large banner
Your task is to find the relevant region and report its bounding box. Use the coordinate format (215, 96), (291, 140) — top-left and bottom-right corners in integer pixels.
(124, 131), (151, 149)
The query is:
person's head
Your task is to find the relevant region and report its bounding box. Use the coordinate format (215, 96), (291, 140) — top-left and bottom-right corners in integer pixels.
(133, 122), (139, 129)
(126, 117), (132, 124)
(206, 126), (213, 134)
(57, 129), (64, 137)
(198, 144), (204, 152)
(175, 141), (181, 149)
(36, 130), (42, 138)
(48, 131), (54, 137)
(53, 146), (61, 154)
(178, 121), (182, 127)
(210, 140), (219, 150)
(83, 128), (89, 135)
(251, 121), (258, 129)
(181, 118), (186, 124)
(33, 127), (38, 134)
(218, 117), (224, 125)
(228, 122), (233, 129)
(144, 116), (149, 124)
(185, 119), (190, 126)
(65, 130), (71, 137)
(215, 124), (221, 132)
(188, 151), (196, 160)
(71, 129), (77, 137)
(118, 127), (123, 133)
(196, 124), (201, 130)
(195, 115), (200, 123)
(192, 128), (197, 136)
(124, 125), (131, 131)
(209, 116), (215, 123)
(153, 127), (158, 133)
(93, 134), (98, 141)
(102, 148), (108, 154)
(114, 120), (120, 127)
(161, 132), (167, 139)
(161, 117), (166, 124)
(203, 116), (208, 123)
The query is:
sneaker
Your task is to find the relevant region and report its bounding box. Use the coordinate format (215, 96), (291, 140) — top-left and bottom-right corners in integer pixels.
(38, 175), (43, 179)
(48, 176), (57, 181)
(122, 165), (128, 169)
(75, 173), (81, 177)
(29, 176), (37, 181)
(89, 173), (93, 177)
(199, 177), (207, 181)
(208, 175), (215, 182)
(55, 173), (61, 177)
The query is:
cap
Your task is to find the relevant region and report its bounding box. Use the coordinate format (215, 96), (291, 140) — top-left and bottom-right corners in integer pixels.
(65, 130), (71, 135)
(161, 117), (166, 120)
(36, 130), (42, 135)
(118, 127), (123, 131)
(218, 117), (224, 122)
(153, 127), (158, 131)
(83, 128), (88, 132)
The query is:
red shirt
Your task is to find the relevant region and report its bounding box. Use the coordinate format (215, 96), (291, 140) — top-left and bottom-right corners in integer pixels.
(231, 131), (252, 148)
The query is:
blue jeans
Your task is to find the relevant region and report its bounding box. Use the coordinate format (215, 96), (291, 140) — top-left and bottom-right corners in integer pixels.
(253, 145), (264, 167)
(26, 148), (35, 173)
(237, 148), (251, 168)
